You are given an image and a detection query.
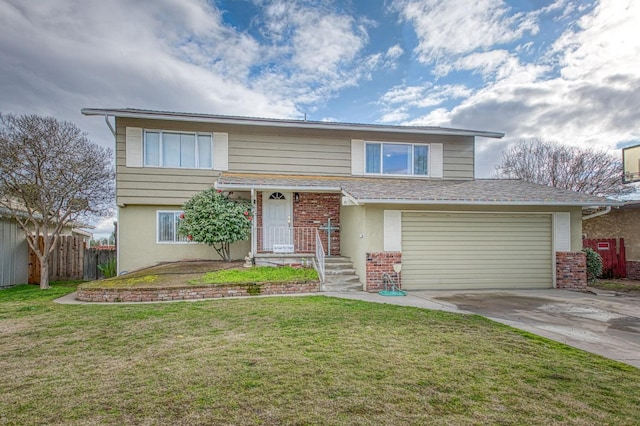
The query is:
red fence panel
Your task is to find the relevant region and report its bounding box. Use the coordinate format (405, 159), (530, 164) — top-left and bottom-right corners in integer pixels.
(583, 238), (626, 278)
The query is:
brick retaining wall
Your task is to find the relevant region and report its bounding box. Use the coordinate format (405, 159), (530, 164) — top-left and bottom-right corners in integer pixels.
(76, 281), (320, 302)
(366, 252), (401, 292)
(556, 252), (587, 291)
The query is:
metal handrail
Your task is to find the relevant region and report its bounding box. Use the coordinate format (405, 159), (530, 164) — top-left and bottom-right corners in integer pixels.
(314, 229), (326, 283)
(257, 226), (317, 253)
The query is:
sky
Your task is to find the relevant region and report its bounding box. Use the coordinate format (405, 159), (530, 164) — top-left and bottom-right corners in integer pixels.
(1, 0), (639, 237)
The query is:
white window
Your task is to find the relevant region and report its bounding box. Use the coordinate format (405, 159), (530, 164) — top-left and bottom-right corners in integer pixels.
(157, 211), (189, 243)
(144, 131), (213, 169)
(365, 142), (429, 176)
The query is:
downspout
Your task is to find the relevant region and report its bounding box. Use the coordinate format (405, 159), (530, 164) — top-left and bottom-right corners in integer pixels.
(251, 188), (256, 261)
(104, 115), (116, 137)
(582, 206), (612, 220)
(102, 114), (120, 273)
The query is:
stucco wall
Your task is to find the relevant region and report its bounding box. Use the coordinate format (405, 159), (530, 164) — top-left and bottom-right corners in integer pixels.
(583, 209), (640, 260)
(118, 205), (250, 274)
(339, 205), (366, 284)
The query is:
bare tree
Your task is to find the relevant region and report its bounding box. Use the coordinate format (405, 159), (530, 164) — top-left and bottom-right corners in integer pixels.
(495, 139), (635, 198)
(0, 113), (114, 289)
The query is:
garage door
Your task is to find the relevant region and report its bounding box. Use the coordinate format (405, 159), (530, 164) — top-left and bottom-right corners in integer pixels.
(402, 212), (552, 290)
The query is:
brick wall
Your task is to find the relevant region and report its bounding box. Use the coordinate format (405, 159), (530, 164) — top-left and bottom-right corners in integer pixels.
(257, 192), (340, 255)
(366, 252), (401, 292)
(556, 252), (587, 291)
(293, 193), (341, 255)
(626, 260), (640, 280)
(76, 280), (320, 302)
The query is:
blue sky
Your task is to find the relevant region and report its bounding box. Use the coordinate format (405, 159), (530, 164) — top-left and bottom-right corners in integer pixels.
(1, 0), (639, 235)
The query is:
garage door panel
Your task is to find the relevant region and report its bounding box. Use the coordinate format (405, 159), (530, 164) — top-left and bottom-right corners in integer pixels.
(401, 212), (552, 290)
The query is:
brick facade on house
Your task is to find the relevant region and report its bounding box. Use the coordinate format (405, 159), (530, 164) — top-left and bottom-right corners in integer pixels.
(76, 280), (320, 302)
(556, 251), (587, 291)
(626, 260), (640, 280)
(256, 191), (340, 255)
(366, 252), (401, 292)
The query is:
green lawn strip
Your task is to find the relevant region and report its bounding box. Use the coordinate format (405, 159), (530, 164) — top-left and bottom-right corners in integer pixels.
(190, 266), (318, 285)
(591, 280), (640, 293)
(1, 286), (639, 425)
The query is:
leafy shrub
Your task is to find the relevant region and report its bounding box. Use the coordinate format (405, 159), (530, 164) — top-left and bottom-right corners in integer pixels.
(97, 258), (117, 279)
(178, 188), (252, 261)
(582, 247), (603, 284)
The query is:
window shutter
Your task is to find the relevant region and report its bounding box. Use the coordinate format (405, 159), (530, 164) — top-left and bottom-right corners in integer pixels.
(125, 127), (143, 167)
(384, 210), (402, 252)
(213, 132), (229, 171)
(351, 139), (364, 175)
(430, 143), (443, 178)
(554, 212), (571, 252)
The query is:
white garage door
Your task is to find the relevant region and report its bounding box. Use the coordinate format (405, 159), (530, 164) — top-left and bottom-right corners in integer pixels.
(402, 212), (552, 290)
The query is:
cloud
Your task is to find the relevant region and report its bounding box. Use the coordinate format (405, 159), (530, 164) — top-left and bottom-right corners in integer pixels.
(394, 0), (539, 67)
(397, 0), (640, 177)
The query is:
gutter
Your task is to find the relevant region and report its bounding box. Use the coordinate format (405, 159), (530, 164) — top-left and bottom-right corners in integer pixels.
(81, 108), (505, 139)
(354, 199), (623, 207)
(215, 182), (343, 192)
(582, 206), (612, 220)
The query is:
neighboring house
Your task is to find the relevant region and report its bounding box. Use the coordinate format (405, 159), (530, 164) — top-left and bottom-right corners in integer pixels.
(0, 205), (93, 288)
(0, 210), (29, 288)
(82, 108), (620, 291)
(583, 201), (640, 279)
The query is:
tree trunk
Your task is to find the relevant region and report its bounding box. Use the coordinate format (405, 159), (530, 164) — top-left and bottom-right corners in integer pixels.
(39, 260), (50, 289)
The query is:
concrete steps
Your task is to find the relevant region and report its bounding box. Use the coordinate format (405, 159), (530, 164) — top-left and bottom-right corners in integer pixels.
(322, 256), (362, 292)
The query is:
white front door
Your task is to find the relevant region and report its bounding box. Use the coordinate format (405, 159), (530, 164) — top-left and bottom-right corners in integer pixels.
(263, 192), (293, 251)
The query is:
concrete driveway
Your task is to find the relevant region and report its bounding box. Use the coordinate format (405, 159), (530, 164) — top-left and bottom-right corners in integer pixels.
(328, 288), (640, 368)
(416, 289), (640, 369)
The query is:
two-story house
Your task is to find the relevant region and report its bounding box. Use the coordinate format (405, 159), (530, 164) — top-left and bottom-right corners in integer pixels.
(82, 108), (619, 292)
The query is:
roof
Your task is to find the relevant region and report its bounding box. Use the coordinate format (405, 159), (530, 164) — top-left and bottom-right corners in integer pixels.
(216, 173), (622, 207)
(81, 108), (505, 139)
(620, 200), (640, 210)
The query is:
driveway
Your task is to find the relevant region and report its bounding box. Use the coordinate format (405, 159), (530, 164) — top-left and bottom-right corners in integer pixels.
(328, 288), (640, 369)
(416, 289), (640, 369)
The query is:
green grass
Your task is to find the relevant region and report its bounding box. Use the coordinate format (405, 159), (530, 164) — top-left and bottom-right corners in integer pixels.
(591, 280), (640, 293)
(1, 283), (640, 425)
(191, 266), (318, 285)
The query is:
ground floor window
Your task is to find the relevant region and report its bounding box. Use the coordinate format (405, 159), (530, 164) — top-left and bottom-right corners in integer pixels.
(157, 211), (188, 243)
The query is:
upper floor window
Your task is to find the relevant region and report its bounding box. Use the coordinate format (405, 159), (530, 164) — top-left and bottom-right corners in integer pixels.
(365, 142), (429, 176)
(144, 131), (212, 169)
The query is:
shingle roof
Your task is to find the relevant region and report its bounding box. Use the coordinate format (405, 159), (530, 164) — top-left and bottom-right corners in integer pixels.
(217, 173), (621, 207)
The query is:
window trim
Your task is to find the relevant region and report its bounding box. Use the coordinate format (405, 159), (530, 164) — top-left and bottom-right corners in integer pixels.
(364, 141), (430, 177)
(156, 210), (191, 244)
(144, 130), (213, 169)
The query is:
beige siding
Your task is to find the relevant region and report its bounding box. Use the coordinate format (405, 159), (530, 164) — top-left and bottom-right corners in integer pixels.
(401, 212), (553, 290)
(229, 133), (352, 175)
(115, 120), (219, 205)
(115, 117), (477, 205)
(118, 205), (250, 274)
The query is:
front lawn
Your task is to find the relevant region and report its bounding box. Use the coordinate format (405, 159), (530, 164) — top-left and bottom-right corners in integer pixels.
(190, 266), (318, 285)
(1, 283), (640, 424)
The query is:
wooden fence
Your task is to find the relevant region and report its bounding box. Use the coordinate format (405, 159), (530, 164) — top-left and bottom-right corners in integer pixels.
(28, 236), (117, 283)
(583, 238), (626, 278)
(83, 248), (117, 281)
